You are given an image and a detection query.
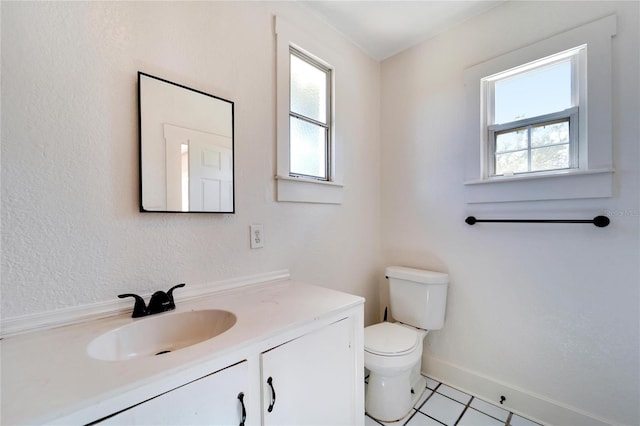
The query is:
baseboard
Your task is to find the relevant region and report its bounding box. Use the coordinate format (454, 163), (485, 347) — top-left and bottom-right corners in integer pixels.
(0, 269), (290, 338)
(423, 353), (616, 426)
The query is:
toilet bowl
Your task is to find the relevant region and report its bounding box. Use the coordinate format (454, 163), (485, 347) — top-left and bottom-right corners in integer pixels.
(364, 322), (427, 422)
(364, 266), (448, 423)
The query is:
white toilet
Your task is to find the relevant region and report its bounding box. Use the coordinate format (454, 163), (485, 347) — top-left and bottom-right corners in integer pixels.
(364, 266), (448, 423)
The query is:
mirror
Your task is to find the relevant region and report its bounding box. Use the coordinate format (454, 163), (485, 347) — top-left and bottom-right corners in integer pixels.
(138, 72), (234, 213)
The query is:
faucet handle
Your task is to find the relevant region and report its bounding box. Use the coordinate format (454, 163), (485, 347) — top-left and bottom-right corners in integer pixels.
(166, 283), (186, 304)
(147, 283), (186, 314)
(118, 293), (149, 318)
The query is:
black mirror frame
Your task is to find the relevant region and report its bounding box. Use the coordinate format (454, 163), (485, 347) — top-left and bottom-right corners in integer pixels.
(138, 71), (235, 214)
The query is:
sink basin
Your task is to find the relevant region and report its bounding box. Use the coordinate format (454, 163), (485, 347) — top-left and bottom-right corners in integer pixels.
(87, 309), (236, 361)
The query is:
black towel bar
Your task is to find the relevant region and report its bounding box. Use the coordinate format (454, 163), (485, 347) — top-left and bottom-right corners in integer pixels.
(465, 216), (610, 227)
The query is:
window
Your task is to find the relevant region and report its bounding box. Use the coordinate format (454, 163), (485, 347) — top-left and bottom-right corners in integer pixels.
(289, 48), (331, 181)
(483, 47), (584, 177)
(275, 16), (343, 204)
(463, 15), (616, 203)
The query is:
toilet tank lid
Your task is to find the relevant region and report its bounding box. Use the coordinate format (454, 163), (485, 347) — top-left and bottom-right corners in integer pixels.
(386, 266), (448, 284)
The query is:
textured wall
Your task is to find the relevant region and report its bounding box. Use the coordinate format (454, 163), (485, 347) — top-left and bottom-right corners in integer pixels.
(0, 2), (382, 324)
(380, 2), (639, 424)
(5, 2), (639, 424)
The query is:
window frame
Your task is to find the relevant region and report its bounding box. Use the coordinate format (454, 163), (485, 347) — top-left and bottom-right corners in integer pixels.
(288, 47), (332, 181)
(463, 15), (616, 203)
(275, 16), (343, 204)
(482, 45), (585, 179)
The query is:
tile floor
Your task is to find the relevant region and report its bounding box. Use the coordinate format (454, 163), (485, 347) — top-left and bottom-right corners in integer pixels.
(365, 375), (543, 426)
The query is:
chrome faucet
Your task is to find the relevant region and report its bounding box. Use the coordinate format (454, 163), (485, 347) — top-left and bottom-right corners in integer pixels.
(118, 283), (185, 318)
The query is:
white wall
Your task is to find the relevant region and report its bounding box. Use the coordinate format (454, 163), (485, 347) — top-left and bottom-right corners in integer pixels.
(0, 2), (382, 325)
(381, 2), (639, 425)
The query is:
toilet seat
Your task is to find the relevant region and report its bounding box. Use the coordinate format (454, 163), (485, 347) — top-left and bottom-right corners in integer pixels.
(364, 322), (419, 356)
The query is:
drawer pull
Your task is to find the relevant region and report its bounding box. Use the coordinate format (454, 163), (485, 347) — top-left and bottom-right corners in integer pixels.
(237, 392), (246, 426)
(267, 377), (276, 412)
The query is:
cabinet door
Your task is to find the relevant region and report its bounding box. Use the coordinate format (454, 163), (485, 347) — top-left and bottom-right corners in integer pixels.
(261, 318), (356, 426)
(97, 361), (248, 426)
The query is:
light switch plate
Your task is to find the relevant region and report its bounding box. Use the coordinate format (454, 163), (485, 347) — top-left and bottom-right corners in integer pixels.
(250, 224), (265, 249)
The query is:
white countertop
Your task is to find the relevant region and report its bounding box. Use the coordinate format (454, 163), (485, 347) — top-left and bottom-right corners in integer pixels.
(0, 279), (364, 425)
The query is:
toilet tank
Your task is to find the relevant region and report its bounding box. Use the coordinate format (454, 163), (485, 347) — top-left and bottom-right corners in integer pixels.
(387, 266), (448, 330)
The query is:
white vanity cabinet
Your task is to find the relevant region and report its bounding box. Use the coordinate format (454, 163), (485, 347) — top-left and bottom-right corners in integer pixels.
(95, 361), (249, 426)
(261, 318), (356, 426)
(94, 317), (360, 426)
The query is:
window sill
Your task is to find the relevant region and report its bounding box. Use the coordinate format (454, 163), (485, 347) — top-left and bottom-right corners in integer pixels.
(276, 174), (344, 187)
(275, 175), (344, 204)
(464, 168), (613, 185)
(464, 168), (614, 203)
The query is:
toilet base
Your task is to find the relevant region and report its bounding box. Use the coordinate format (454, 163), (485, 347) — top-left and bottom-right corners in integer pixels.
(365, 361), (427, 423)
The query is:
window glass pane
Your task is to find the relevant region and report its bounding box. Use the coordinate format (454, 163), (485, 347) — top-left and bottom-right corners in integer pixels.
(290, 116), (327, 179)
(495, 128), (528, 153)
(531, 120), (569, 147)
(494, 60), (572, 124)
(290, 53), (327, 123)
(495, 150), (528, 175)
(531, 145), (569, 171)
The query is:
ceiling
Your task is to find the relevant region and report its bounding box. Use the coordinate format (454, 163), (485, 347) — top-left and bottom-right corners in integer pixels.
(301, 1), (506, 60)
